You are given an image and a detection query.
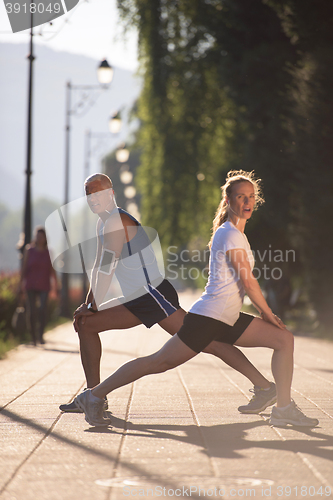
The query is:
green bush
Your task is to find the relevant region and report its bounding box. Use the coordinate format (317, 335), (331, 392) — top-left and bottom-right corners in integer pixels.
(0, 272), (61, 348)
(0, 272), (20, 341)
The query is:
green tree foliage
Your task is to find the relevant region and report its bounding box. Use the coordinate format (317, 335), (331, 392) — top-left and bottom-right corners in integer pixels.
(104, 147), (142, 212)
(119, 0), (237, 247)
(268, 0), (333, 329)
(117, 0), (333, 331)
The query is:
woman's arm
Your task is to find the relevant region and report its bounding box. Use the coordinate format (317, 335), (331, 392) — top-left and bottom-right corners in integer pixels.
(47, 248), (59, 295)
(19, 247), (30, 291)
(226, 248), (285, 329)
(50, 265), (59, 295)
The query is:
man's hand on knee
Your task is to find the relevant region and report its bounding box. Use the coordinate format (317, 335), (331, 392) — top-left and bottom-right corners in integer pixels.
(74, 303), (88, 316)
(73, 303), (95, 331)
(74, 314), (100, 336)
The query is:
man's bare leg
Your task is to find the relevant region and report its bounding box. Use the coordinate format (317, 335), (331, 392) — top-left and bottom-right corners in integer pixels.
(77, 304), (141, 387)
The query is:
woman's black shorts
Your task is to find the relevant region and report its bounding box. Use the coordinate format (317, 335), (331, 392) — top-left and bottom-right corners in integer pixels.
(177, 312), (255, 353)
(123, 279), (180, 328)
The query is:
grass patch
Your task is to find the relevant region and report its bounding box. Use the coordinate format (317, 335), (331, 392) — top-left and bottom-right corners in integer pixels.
(45, 316), (71, 332)
(0, 336), (20, 360)
(0, 316), (71, 360)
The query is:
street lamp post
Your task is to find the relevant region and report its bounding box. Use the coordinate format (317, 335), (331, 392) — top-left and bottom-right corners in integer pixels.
(84, 130), (122, 180)
(81, 127), (92, 301)
(60, 59), (114, 317)
(23, 13), (35, 251)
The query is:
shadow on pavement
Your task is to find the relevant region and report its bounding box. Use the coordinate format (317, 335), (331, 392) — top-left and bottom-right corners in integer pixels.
(92, 413), (333, 463)
(1, 406), (332, 497)
(40, 339), (141, 358)
(0, 407), (215, 500)
(312, 368), (333, 374)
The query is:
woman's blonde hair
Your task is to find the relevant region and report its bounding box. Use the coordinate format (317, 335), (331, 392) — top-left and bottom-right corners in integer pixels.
(209, 170), (264, 248)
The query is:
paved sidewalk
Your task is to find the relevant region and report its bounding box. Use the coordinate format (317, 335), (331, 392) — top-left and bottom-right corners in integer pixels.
(0, 290), (332, 500)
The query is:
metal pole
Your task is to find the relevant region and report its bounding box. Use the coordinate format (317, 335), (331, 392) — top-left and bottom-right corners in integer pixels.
(64, 81), (71, 211)
(82, 129), (91, 301)
(84, 129), (91, 181)
(60, 81), (72, 317)
(23, 11), (34, 249)
(59, 77), (113, 316)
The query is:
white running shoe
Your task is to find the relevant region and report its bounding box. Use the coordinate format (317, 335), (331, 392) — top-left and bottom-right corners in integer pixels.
(75, 389), (112, 427)
(60, 389), (108, 413)
(59, 400), (84, 413)
(238, 382), (277, 414)
(270, 400), (319, 427)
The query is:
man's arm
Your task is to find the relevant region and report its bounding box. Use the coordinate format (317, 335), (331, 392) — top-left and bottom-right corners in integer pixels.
(92, 213), (137, 308)
(73, 213), (138, 331)
(85, 220), (103, 306)
(73, 220), (103, 330)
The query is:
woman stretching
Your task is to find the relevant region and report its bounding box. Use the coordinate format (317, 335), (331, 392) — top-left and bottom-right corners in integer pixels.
(75, 170), (319, 428)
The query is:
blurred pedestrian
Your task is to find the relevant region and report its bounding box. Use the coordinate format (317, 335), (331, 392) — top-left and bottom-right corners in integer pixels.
(20, 227), (58, 345)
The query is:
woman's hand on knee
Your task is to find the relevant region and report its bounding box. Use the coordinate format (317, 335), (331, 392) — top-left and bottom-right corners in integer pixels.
(261, 310), (286, 330)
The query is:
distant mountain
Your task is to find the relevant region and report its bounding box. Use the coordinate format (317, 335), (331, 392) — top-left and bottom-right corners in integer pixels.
(0, 166), (24, 209)
(0, 43), (142, 211)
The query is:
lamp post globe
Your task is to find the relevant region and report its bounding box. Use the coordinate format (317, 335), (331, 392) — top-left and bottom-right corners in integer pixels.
(97, 59), (114, 85)
(116, 143), (130, 163)
(109, 110), (122, 134)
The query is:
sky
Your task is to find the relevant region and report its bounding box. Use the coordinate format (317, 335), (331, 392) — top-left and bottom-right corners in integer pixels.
(0, 0), (139, 71)
(0, 0), (140, 270)
(0, 0), (140, 208)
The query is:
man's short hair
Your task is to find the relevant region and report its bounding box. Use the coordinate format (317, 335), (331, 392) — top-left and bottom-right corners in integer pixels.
(84, 173), (113, 189)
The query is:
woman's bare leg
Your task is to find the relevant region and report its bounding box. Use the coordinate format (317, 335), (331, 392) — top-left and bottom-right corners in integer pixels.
(234, 318), (294, 407)
(92, 334), (197, 399)
(205, 341), (271, 388)
(159, 309), (271, 388)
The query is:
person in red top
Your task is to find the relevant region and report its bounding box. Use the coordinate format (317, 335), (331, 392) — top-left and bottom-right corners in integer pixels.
(20, 227), (58, 345)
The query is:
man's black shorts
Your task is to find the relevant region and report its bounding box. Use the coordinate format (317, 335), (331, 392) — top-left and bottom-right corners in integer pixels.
(123, 279), (181, 328)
